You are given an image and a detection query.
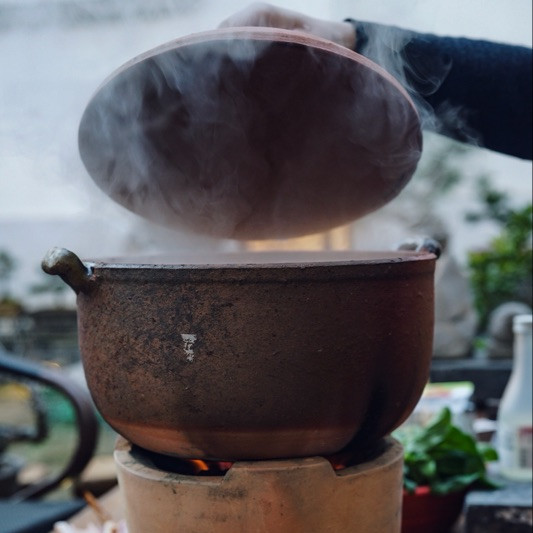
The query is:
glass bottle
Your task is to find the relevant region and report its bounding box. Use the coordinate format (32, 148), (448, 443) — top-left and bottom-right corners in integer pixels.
(497, 314), (532, 481)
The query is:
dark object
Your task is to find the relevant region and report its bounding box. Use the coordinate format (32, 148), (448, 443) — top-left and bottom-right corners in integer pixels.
(42, 247), (436, 461)
(351, 20), (532, 161)
(0, 382), (47, 498)
(397, 236), (442, 258)
(464, 479), (533, 532)
(0, 454), (24, 499)
(430, 358), (512, 407)
(0, 500), (85, 533)
(0, 349), (99, 500)
(78, 27), (422, 240)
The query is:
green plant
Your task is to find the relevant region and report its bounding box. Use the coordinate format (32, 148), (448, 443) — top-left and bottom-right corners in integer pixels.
(466, 178), (532, 329)
(394, 408), (498, 495)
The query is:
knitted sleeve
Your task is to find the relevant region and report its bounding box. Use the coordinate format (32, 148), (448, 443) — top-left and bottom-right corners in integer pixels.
(348, 20), (532, 160)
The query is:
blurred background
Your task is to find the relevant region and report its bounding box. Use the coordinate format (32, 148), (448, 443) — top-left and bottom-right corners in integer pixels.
(0, 0), (531, 309)
(0, 0), (531, 508)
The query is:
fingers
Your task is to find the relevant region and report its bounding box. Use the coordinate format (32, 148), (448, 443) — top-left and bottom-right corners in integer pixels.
(218, 3), (356, 50)
(218, 2), (307, 30)
(218, 3), (276, 29)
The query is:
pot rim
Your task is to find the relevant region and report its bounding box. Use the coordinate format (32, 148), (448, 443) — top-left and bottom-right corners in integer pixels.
(78, 250), (436, 284)
(84, 250), (435, 269)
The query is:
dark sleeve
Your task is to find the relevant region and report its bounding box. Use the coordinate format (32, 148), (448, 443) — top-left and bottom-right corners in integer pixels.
(349, 20), (532, 160)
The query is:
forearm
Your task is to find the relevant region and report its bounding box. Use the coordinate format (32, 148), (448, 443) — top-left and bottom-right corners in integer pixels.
(350, 20), (532, 160)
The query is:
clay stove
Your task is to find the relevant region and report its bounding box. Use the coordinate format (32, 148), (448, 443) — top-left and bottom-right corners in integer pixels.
(114, 436), (404, 533)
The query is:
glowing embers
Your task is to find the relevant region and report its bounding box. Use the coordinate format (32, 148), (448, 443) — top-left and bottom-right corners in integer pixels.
(129, 437), (388, 477)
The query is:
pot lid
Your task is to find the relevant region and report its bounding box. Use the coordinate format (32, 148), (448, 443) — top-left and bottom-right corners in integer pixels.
(78, 27), (422, 240)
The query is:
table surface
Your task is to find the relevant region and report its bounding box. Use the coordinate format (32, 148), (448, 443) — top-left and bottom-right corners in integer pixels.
(63, 486), (124, 529)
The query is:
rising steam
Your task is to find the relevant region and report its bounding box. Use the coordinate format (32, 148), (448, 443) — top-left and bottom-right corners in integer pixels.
(357, 22), (480, 146)
(78, 28), (423, 240)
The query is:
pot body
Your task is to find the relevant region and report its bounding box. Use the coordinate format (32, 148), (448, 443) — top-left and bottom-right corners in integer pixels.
(60, 251), (435, 460)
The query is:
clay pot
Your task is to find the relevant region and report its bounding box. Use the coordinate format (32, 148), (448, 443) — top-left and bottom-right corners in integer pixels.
(43, 248), (436, 460)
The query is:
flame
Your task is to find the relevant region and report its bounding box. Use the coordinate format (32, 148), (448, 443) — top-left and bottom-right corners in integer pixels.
(326, 450), (353, 471)
(184, 457), (350, 475)
(186, 459), (233, 475)
(189, 459), (209, 474)
(328, 457), (348, 471)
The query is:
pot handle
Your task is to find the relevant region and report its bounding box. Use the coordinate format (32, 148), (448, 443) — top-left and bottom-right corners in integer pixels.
(397, 237), (442, 259)
(42, 247), (94, 294)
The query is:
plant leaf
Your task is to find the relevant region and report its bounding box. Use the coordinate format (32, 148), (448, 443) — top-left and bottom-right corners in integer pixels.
(431, 472), (480, 495)
(399, 407), (499, 495)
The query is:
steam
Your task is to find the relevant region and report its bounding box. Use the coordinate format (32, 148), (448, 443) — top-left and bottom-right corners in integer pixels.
(150, 37), (272, 235)
(79, 28), (424, 240)
(357, 22), (481, 146)
(81, 33), (274, 237)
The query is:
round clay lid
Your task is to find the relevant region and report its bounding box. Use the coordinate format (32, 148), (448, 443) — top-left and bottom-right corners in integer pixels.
(79, 27), (422, 240)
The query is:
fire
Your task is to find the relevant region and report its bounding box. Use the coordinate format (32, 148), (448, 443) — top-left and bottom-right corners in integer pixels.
(189, 459), (209, 474)
(328, 457), (348, 471)
(326, 449), (354, 471)
(185, 456), (348, 475)
(186, 459), (234, 476)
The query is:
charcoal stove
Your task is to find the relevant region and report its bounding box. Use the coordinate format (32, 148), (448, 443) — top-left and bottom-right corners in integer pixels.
(114, 436), (404, 533)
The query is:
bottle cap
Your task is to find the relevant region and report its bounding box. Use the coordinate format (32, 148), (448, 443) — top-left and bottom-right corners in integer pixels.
(513, 314), (532, 333)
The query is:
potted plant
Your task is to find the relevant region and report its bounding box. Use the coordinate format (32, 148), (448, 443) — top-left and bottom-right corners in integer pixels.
(394, 407), (498, 533)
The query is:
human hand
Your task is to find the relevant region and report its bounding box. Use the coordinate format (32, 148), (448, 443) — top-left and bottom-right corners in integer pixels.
(218, 2), (356, 49)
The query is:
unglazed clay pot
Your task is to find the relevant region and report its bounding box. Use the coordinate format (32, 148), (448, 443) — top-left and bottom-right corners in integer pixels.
(43, 248), (436, 460)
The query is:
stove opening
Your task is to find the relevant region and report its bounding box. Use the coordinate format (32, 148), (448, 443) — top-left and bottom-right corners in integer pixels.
(130, 438), (388, 476)
(130, 446), (233, 476)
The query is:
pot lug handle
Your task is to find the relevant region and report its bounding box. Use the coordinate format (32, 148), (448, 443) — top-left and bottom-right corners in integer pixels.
(41, 247), (94, 294)
(397, 237), (442, 259)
